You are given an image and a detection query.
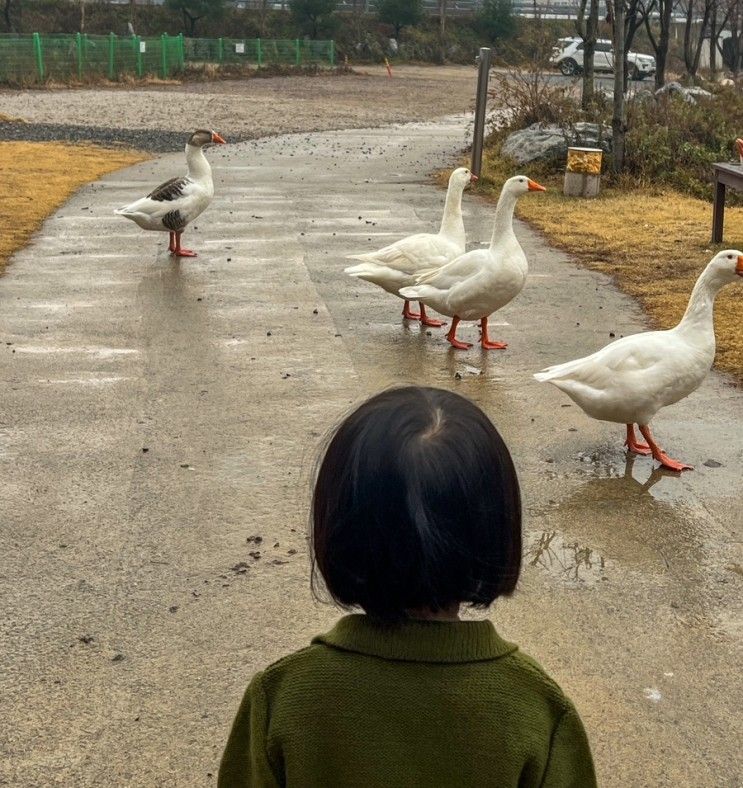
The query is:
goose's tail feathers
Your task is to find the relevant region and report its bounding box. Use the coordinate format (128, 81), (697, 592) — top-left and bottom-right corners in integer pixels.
(344, 262), (381, 278)
(534, 357), (587, 383)
(399, 285), (438, 300)
(345, 252), (377, 264)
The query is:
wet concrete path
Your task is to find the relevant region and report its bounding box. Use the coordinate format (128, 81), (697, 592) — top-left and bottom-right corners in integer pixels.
(1, 118), (741, 786)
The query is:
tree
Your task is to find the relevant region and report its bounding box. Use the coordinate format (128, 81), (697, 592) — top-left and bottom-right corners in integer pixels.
(575, 0), (599, 108)
(3, 0), (17, 33)
(377, 0), (423, 38)
(729, 0), (743, 76)
(622, 0), (652, 90)
(290, 0), (337, 39)
(607, 0), (627, 173)
(681, 0), (713, 81)
(165, 0), (224, 37)
(706, 0), (735, 76)
(644, 0), (672, 87)
(477, 0), (517, 45)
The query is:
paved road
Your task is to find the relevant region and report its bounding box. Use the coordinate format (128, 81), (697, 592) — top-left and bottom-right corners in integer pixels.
(516, 70), (650, 96)
(1, 118), (741, 786)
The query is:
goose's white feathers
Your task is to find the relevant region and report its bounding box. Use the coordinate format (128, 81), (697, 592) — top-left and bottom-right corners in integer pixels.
(344, 167), (473, 297)
(534, 249), (743, 426)
(114, 128), (223, 235)
(399, 176), (543, 322)
(534, 330), (711, 425)
(115, 176), (212, 231)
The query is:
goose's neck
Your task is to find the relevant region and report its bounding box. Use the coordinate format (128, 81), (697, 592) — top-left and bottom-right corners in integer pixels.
(676, 264), (725, 341)
(185, 144), (212, 182)
(490, 189), (517, 249)
(438, 184), (465, 245)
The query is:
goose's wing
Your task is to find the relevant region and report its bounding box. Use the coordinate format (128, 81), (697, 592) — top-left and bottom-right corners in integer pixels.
(537, 332), (671, 389)
(414, 249), (487, 289)
(350, 233), (455, 274)
(148, 176), (191, 202)
(117, 176), (204, 218)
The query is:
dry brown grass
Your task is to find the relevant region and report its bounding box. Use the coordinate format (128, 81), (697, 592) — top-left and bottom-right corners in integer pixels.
(0, 142), (147, 274)
(473, 152), (743, 381)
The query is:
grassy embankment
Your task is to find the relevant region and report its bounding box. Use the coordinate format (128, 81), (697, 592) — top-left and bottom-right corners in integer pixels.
(0, 138), (147, 274)
(471, 151), (743, 381)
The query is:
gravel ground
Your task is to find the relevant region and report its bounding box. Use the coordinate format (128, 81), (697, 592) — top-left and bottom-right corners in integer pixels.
(0, 65), (476, 152)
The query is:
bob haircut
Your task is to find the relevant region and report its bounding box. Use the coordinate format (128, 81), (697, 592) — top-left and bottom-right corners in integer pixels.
(311, 386), (522, 623)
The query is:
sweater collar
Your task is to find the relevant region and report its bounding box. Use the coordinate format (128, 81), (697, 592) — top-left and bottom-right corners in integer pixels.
(313, 614), (517, 664)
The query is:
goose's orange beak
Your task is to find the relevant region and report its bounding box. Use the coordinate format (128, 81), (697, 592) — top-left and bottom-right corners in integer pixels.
(211, 132), (227, 145)
(470, 173), (479, 183)
(527, 179), (546, 192)
(736, 254), (743, 276)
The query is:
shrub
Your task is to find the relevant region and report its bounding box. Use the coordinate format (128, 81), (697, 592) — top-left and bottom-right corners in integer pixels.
(376, 0), (423, 39)
(477, 0), (517, 47)
(289, 0), (337, 39)
(625, 87), (743, 200)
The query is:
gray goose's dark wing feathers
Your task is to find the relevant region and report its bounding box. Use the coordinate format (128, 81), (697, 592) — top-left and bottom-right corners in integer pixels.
(147, 176), (190, 202)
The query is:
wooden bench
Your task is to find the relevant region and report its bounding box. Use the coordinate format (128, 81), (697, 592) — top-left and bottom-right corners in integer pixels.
(711, 162), (743, 243)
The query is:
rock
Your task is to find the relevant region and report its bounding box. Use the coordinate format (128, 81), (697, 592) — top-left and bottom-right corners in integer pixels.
(501, 122), (612, 165)
(655, 81), (712, 104)
(631, 88), (656, 104)
(703, 459), (723, 468)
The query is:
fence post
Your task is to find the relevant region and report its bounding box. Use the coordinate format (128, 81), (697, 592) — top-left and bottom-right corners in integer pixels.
(135, 35), (143, 78)
(471, 47), (491, 178)
(108, 32), (115, 80)
(257, 38), (262, 67)
(178, 33), (185, 68)
(295, 38), (300, 66)
(32, 32), (44, 81)
(161, 32), (168, 78)
(329, 39), (334, 66)
(75, 32), (83, 80)
(218, 37), (224, 64)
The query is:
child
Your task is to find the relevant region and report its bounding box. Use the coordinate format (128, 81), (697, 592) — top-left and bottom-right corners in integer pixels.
(219, 386), (596, 787)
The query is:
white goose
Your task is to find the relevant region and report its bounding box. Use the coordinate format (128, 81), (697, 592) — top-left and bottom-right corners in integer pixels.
(534, 250), (743, 471)
(114, 128), (226, 257)
(344, 167), (476, 327)
(399, 175), (546, 349)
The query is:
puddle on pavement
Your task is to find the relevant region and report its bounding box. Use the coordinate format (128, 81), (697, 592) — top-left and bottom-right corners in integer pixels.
(571, 446), (700, 505)
(525, 529), (611, 587)
(524, 450), (741, 635)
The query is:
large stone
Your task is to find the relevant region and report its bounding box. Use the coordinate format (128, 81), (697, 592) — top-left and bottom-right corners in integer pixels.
(655, 81), (713, 103)
(501, 122), (612, 166)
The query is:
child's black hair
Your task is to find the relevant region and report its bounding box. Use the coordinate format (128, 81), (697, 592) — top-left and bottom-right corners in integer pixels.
(311, 386), (522, 623)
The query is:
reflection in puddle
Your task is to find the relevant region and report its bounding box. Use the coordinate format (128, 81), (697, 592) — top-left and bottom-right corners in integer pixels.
(525, 529), (610, 587)
(573, 450), (693, 504)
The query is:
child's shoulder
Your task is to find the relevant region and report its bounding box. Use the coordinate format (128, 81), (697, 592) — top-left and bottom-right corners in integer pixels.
(499, 647), (577, 715)
(254, 637), (574, 718)
(251, 642), (336, 691)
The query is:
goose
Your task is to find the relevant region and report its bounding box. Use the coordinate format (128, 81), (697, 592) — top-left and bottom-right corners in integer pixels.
(114, 128), (226, 257)
(399, 175), (546, 349)
(344, 167), (477, 327)
(534, 250), (743, 471)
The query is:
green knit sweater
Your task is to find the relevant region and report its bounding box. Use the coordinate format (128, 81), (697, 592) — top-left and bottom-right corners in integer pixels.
(218, 615), (596, 788)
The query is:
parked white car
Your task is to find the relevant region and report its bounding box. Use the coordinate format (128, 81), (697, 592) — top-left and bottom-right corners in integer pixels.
(550, 37), (656, 80)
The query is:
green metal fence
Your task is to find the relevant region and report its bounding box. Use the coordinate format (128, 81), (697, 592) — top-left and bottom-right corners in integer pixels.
(0, 33), (335, 84)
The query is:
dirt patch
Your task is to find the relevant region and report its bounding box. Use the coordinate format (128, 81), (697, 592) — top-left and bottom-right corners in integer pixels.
(0, 142), (148, 273)
(475, 151), (743, 381)
(0, 65), (476, 142)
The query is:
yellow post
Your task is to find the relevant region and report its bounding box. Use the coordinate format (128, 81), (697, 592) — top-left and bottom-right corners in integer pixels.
(564, 147), (603, 198)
